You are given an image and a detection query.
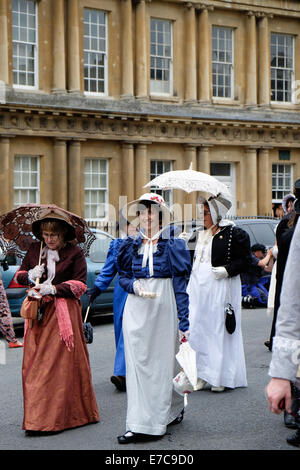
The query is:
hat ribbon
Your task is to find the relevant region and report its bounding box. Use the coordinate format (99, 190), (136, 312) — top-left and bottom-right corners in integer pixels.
(140, 229), (162, 277)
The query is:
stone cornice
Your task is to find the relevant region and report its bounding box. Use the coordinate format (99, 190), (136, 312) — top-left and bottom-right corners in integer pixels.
(161, 0), (300, 18)
(1, 89), (300, 126)
(1, 105), (300, 147)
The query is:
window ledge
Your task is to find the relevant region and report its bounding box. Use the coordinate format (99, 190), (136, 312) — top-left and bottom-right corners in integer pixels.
(150, 94), (180, 103)
(212, 98), (241, 106)
(270, 102), (300, 110)
(12, 87), (45, 94)
(84, 93), (113, 100)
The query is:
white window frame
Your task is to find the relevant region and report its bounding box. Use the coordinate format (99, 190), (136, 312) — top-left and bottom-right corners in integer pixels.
(84, 158), (108, 221)
(212, 26), (234, 99)
(14, 155), (40, 207)
(150, 160), (173, 206)
(271, 33), (294, 103)
(83, 8), (108, 96)
(150, 18), (173, 96)
(272, 163), (293, 203)
(12, 0), (38, 90)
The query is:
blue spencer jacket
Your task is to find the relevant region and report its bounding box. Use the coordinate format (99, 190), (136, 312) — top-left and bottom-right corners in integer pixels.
(117, 232), (191, 332)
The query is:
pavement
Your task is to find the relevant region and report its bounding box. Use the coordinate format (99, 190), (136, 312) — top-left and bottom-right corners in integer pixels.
(0, 308), (299, 456)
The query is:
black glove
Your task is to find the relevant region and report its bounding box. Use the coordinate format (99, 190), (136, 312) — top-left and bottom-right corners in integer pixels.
(87, 286), (101, 303)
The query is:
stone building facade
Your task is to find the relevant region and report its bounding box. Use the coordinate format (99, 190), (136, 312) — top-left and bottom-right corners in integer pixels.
(0, 0), (300, 227)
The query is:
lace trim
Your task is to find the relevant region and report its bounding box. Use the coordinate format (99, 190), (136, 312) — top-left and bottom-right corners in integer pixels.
(273, 336), (300, 354)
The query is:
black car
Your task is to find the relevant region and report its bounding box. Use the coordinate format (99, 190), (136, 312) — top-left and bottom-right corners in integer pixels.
(231, 218), (278, 248)
(169, 217), (278, 249)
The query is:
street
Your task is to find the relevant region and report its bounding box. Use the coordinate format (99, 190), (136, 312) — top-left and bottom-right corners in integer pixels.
(0, 307), (298, 453)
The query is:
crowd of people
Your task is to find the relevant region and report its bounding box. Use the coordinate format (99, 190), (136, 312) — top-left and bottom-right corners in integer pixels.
(0, 179), (299, 448)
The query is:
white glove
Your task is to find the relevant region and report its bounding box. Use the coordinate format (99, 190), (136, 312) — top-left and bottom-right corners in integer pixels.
(179, 330), (190, 342)
(28, 264), (45, 284)
(132, 280), (159, 299)
(37, 283), (56, 296)
(178, 232), (188, 242)
(212, 266), (228, 280)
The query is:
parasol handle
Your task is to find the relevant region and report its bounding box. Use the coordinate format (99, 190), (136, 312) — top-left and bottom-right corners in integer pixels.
(36, 241), (43, 286)
(84, 305), (91, 323)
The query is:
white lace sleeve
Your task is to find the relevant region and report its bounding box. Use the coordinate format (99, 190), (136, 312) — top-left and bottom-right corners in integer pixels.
(269, 336), (300, 381)
(268, 221), (300, 381)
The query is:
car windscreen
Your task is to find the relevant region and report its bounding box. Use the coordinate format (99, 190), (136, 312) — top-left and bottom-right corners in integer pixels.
(239, 222), (277, 248)
(88, 234), (113, 263)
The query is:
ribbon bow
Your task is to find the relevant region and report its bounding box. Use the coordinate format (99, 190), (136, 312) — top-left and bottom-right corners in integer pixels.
(140, 230), (162, 276)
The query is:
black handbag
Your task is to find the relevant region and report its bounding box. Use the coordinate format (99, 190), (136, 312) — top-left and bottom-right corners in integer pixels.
(83, 305), (93, 344)
(225, 302), (236, 334)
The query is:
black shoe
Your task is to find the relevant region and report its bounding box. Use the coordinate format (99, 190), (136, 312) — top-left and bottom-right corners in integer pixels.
(284, 410), (298, 429)
(111, 375), (126, 392)
(117, 431), (162, 444)
(169, 409), (184, 426)
(117, 431), (141, 444)
(286, 429), (300, 448)
(25, 430), (62, 437)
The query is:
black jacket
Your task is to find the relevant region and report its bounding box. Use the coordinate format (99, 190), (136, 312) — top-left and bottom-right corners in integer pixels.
(187, 224), (251, 277)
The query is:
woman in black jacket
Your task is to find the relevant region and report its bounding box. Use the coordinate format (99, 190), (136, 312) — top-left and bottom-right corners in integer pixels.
(187, 194), (251, 392)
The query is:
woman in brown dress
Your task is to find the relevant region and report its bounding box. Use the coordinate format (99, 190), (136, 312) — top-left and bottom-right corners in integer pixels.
(16, 215), (99, 435)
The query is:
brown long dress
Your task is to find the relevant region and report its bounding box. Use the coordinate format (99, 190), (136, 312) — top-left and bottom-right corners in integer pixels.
(17, 242), (100, 432)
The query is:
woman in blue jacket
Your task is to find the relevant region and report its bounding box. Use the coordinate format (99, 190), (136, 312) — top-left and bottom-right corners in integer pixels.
(88, 224), (137, 391)
(116, 193), (191, 444)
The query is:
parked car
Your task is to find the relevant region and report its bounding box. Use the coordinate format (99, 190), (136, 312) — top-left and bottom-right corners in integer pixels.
(169, 217), (279, 248)
(81, 229), (116, 316)
(1, 230), (116, 318)
(229, 218), (278, 248)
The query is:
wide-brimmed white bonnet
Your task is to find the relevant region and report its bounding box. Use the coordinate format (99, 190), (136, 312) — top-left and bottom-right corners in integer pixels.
(120, 192), (173, 228)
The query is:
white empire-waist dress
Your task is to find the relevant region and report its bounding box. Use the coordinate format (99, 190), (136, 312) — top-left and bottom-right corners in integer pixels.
(187, 237), (247, 389)
(118, 236), (191, 436)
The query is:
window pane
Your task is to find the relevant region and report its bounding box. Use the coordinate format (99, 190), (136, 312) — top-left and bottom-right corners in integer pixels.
(272, 163), (293, 202)
(210, 163), (231, 176)
(212, 26), (233, 98)
(270, 33), (294, 102)
(84, 159), (108, 220)
(14, 155), (39, 207)
(12, 0), (37, 87)
(83, 8), (107, 95)
(150, 160), (173, 206)
(150, 18), (172, 95)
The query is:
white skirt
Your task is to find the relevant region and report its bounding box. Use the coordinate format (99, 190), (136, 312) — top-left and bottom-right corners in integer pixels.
(187, 258), (247, 389)
(123, 277), (183, 435)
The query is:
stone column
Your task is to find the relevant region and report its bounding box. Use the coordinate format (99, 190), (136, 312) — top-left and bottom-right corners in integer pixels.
(135, 143), (149, 198)
(257, 14), (271, 107)
(121, 142), (135, 203)
(257, 147), (271, 216)
(52, 0), (66, 93)
(121, 0), (134, 99)
(0, 0), (9, 87)
(135, 0), (148, 100)
(197, 6), (211, 103)
(184, 3), (197, 104)
(197, 145), (211, 174)
(67, 0), (81, 94)
(0, 136), (12, 212)
(184, 145), (197, 218)
(245, 12), (257, 106)
(68, 140), (82, 215)
(53, 139), (68, 209)
(244, 147), (258, 216)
